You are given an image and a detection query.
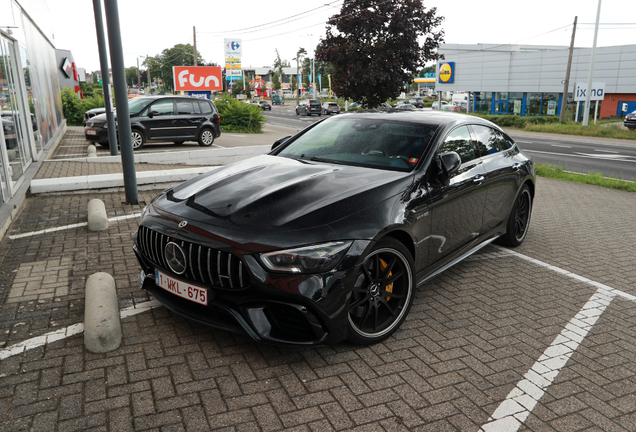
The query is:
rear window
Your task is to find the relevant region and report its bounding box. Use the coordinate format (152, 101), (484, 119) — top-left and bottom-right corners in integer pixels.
(309, 101), (321, 107)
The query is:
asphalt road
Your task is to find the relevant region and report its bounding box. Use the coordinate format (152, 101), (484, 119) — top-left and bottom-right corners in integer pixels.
(263, 108), (636, 180)
(508, 132), (636, 180)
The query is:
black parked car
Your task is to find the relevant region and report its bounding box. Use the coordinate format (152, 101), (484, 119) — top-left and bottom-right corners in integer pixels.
(133, 111), (535, 346)
(84, 107), (106, 126)
(258, 101), (272, 111)
(84, 96), (221, 150)
(624, 110), (636, 130)
(296, 99), (322, 116)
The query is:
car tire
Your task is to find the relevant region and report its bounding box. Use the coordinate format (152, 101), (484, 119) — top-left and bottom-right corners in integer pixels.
(496, 184), (532, 247)
(198, 128), (215, 147)
(131, 130), (145, 150)
(296, 109), (299, 115)
(347, 238), (415, 345)
(173, 140), (185, 145)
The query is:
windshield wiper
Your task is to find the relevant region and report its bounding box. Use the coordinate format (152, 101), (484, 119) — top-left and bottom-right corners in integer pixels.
(309, 156), (348, 166)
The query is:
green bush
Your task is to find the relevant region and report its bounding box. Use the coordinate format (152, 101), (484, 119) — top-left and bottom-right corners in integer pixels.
(471, 113), (560, 129)
(216, 97), (265, 133)
(61, 87), (106, 126)
(61, 87), (84, 126)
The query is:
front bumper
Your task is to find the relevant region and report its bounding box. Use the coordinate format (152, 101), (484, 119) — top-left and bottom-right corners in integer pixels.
(84, 126), (109, 144)
(133, 214), (370, 346)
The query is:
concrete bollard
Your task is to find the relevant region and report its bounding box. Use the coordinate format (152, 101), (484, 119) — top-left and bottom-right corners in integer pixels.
(84, 272), (121, 353)
(87, 199), (108, 231)
(87, 145), (97, 158)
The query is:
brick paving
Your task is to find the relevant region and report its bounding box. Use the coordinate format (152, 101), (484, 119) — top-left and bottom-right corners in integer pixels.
(1, 128), (636, 431)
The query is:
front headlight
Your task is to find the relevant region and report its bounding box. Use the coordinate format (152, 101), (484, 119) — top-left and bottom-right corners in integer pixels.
(260, 241), (352, 274)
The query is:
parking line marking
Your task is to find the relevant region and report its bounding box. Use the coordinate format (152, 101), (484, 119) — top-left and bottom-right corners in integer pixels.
(0, 300), (161, 360)
(9, 213), (140, 240)
(479, 246), (634, 431)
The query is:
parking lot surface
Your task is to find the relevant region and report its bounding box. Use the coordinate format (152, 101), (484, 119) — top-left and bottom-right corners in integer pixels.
(1, 128), (636, 431)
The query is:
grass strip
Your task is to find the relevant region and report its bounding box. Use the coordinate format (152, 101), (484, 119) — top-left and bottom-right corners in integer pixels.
(535, 164), (636, 192)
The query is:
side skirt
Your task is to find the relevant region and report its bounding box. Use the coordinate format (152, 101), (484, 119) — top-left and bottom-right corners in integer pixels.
(416, 236), (500, 287)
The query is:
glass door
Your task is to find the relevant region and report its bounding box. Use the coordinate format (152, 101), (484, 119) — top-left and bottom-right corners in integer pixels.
(0, 34), (33, 194)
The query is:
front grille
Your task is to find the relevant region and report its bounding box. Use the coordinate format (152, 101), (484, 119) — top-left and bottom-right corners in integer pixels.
(137, 226), (250, 289)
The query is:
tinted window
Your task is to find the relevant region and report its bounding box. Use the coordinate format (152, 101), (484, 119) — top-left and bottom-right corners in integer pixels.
(198, 100), (212, 114)
(438, 126), (476, 164)
(278, 117), (436, 172)
(471, 125), (511, 156)
(150, 99), (174, 116)
(176, 100), (195, 115)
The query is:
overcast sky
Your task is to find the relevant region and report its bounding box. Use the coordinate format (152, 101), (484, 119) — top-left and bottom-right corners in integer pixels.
(43, 0), (632, 73)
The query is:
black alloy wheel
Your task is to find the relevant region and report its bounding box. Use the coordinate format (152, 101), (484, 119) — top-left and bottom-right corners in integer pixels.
(498, 184), (532, 247)
(347, 238), (414, 345)
(198, 128), (215, 147)
(131, 130), (145, 150)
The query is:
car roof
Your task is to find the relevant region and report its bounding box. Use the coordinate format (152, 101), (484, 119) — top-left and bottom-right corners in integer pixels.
(338, 110), (500, 130)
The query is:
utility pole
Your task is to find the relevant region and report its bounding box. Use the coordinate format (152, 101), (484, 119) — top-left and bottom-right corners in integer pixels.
(582, 0), (602, 127)
(193, 26), (197, 66)
(559, 16), (577, 123)
(146, 55), (150, 91)
(136, 56), (140, 88)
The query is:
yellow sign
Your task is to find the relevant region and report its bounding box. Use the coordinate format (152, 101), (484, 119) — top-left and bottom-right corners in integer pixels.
(438, 62), (454, 83)
(225, 63), (242, 69)
(225, 57), (240, 63)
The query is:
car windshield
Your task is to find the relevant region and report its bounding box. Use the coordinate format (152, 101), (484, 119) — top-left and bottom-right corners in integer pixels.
(277, 116), (437, 172)
(128, 97), (153, 114)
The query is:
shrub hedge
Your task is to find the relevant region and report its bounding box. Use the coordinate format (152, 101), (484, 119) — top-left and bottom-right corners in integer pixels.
(216, 97), (266, 133)
(470, 113), (561, 128)
(61, 87), (106, 126)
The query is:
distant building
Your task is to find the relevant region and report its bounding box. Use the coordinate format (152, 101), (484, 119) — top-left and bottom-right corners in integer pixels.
(435, 43), (636, 120)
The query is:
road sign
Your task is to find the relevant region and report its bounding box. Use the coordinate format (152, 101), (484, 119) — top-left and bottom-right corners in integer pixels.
(173, 66), (222, 91)
(224, 39), (242, 57)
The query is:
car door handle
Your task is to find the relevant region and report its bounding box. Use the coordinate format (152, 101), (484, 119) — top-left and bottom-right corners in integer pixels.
(512, 163), (522, 171)
(473, 175), (485, 184)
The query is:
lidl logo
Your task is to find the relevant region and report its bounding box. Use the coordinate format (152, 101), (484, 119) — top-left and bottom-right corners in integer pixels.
(438, 62), (454, 84)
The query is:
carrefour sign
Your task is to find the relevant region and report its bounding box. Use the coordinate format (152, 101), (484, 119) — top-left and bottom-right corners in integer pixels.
(438, 62), (455, 84)
(224, 39), (242, 57)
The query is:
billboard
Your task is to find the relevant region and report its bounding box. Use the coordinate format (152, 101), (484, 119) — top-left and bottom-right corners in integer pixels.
(173, 66), (222, 91)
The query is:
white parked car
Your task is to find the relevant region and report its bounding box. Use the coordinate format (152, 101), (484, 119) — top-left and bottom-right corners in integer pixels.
(432, 101), (449, 111)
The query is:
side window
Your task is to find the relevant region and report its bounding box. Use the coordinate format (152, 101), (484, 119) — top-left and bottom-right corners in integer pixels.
(438, 126), (476, 164)
(149, 99), (174, 116)
(472, 125), (510, 156)
(198, 100), (212, 114)
(176, 100), (195, 115)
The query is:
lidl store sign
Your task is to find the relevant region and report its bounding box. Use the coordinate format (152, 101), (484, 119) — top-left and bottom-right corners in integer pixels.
(438, 62), (454, 84)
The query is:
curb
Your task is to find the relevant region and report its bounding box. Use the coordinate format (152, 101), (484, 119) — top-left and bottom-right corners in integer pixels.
(84, 272), (121, 353)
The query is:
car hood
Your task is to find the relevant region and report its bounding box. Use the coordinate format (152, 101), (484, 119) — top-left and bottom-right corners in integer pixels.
(154, 155), (411, 234)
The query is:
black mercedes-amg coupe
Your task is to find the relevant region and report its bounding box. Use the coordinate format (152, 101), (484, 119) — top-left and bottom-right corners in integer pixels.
(134, 111), (535, 346)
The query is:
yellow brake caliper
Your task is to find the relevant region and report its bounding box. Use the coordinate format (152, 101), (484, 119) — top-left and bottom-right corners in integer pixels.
(379, 258), (393, 301)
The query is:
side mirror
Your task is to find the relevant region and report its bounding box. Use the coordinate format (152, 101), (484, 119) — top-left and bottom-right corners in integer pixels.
(439, 151), (461, 178)
(271, 136), (291, 150)
(147, 111), (154, 118)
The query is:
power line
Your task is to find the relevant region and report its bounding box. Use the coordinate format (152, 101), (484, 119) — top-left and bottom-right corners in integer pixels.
(197, 0), (343, 36)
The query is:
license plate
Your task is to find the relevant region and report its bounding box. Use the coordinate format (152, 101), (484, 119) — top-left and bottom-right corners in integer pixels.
(155, 269), (208, 306)
(5, 133), (16, 139)
(86, 130), (97, 135)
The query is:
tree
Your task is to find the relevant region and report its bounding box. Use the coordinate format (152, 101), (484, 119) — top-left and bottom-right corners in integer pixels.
(316, 0), (444, 107)
(272, 72), (281, 91)
(146, 44), (205, 91)
(125, 66), (138, 87)
(272, 49), (290, 77)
